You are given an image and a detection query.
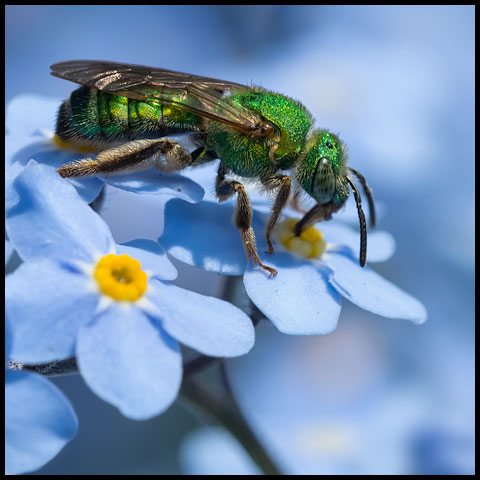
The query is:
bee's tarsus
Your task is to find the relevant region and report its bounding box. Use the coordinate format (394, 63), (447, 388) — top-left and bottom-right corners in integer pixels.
(265, 244), (275, 255)
(264, 265), (278, 277)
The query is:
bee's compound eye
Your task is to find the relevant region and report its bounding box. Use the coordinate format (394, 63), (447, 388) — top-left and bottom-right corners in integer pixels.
(312, 158), (336, 204)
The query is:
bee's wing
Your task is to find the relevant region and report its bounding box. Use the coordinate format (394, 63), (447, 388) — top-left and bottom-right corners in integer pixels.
(51, 60), (271, 137)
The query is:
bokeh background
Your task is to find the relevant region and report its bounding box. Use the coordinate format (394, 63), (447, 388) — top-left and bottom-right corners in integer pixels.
(5, 5), (474, 474)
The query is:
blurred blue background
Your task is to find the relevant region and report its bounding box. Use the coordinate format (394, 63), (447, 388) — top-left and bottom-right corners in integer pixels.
(5, 5), (474, 474)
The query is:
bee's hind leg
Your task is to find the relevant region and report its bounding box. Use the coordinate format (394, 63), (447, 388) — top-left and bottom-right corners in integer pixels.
(215, 164), (277, 277)
(57, 138), (195, 178)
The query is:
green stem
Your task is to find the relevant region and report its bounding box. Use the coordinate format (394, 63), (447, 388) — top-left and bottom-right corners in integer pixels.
(180, 364), (282, 475)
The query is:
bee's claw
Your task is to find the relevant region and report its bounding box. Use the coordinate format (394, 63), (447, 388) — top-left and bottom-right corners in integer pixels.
(261, 263), (278, 278)
(265, 236), (275, 255)
(252, 256), (278, 277)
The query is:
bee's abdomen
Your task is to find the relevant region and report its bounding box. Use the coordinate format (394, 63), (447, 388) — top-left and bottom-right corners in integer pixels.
(56, 86), (200, 148)
(56, 87), (103, 145)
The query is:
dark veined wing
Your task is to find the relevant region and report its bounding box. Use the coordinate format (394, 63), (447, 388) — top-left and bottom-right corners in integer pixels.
(50, 60), (274, 137)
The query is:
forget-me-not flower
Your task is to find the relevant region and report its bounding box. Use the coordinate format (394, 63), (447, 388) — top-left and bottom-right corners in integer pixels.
(160, 163), (426, 334)
(5, 161), (255, 420)
(5, 317), (78, 475)
(5, 95), (204, 212)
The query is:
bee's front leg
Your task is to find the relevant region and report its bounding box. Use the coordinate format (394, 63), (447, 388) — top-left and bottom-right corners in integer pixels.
(215, 165), (277, 277)
(57, 138), (194, 178)
(294, 201), (339, 235)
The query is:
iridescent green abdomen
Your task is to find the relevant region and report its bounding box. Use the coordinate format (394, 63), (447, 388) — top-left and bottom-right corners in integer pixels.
(56, 86), (200, 147)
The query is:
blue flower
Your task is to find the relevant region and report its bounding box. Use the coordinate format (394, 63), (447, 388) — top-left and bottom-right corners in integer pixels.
(5, 161), (255, 420)
(5, 317), (78, 475)
(160, 189), (426, 334)
(5, 95), (204, 211)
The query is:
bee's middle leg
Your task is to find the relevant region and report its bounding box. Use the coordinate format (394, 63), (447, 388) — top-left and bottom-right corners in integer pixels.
(57, 138), (194, 178)
(215, 165), (277, 277)
(262, 175), (292, 254)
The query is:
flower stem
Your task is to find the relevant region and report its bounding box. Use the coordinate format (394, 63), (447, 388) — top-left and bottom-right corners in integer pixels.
(8, 357), (78, 376)
(182, 275), (284, 474)
(180, 363), (282, 475)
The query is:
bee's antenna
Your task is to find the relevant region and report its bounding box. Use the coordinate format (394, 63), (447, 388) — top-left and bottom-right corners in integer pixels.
(348, 167), (376, 228)
(347, 176), (367, 267)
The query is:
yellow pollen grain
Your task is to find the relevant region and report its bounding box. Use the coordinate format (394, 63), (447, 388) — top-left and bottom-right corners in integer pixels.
(94, 254), (147, 302)
(274, 218), (326, 259)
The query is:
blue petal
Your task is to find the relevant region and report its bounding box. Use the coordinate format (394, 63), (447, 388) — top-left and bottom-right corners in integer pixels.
(179, 160), (220, 202)
(323, 252), (427, 323)
(181, 160), (268, 206)
(5, 136), (48, 211)
(160, 199), (247, 275)
(147, 279), (255, 357)
(32, 143), (104, 204)
(5, 370), (78, 475)
(5, 260), (99, 363)
(116, 239), (178, 281)
(321, 222), (396, 263)
(6, 161), (113, 264)
(101, 170), (204, 203)
(6, 95), (59, 136)
(6, 136), (104, 206)
(244, 253), (342, 335)
(76, 304), (182, 420)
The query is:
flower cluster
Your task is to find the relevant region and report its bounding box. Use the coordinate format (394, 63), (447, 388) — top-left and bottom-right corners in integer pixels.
(6, 161), (254, 422)
(5, 95), (426, 474)
(160, 195), (426, 334)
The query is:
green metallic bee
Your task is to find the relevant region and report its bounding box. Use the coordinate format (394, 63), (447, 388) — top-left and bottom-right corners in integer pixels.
(51, 60), (375, 276)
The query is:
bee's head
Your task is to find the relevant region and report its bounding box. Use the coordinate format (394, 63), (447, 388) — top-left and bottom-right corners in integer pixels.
(294, 129), (376, 267)
(294, 129), (349, 206)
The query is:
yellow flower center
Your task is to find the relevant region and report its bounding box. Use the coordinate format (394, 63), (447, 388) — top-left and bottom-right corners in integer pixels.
(273, 218), (327, 259)
(53, 134), (97, 154)
(94, 254), (147, 301)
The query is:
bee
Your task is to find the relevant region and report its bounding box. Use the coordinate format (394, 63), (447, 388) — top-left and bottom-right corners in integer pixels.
(51, 60), (375, 277)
